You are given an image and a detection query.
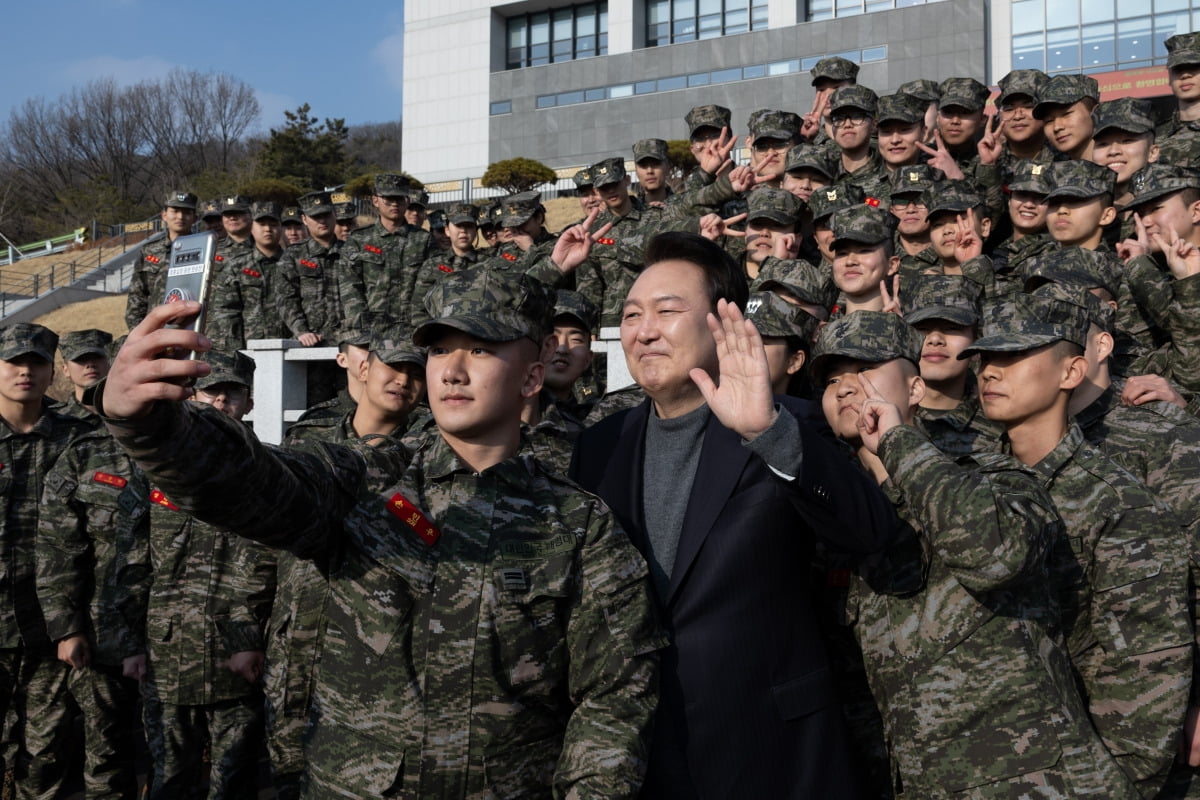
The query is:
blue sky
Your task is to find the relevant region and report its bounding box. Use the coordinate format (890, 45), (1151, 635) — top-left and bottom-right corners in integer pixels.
(0, 0), (405, 134)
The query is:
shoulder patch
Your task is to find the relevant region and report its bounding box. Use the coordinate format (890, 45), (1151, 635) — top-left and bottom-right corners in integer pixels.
(93, 471), (128, 489)
(386, 493), (440, 547)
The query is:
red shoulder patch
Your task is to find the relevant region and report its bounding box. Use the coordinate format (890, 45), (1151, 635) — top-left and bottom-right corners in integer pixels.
(437, 264), (453, 273)
(363, 244), (383, 255)
(93, 471), (128, 489)
(386, 493), (441, 547)
(501, 252), (518, 262)
(299, 259), (319, 269)
(214, 255), (225, 262)
(242, 268), (262, 278)
(145, 254), (160, 264)
(596, 237), (616, 245)
(865, 197), (880, 208)
(149, 489), (179, 511)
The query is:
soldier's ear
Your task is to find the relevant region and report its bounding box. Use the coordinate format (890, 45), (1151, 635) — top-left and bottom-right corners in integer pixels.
(1098, 205), (1118, 227)
(1148, 143), (1160, 164)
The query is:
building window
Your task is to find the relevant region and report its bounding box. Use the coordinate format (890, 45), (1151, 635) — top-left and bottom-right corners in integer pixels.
(808, 0), (946, 20)
(646, 0), (769, 46)
(506, 3), (607, 69)
(1012, 0), (1200, 75)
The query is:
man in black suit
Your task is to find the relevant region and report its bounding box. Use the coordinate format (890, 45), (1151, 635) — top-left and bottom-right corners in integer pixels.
(571, 233), (897, 800)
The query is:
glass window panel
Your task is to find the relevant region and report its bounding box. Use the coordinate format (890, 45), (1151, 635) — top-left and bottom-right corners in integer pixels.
(1011, 0), (1044, 35)
(861, 45), (888, 61)
(536, 95), (556, 109)
(699, 0), (722, 14)
(610, 84), (634, 98)
(648, 0), (669, 24)
(635, 80), (657, 94)
(674, 0), (696, 17)
(578, 8), (596, 36)
(531, 13), (550, 43)
(1081, 0), (1113, 24)
(554, 9), (573, 39)
(585, 87), (606, 101)
(1156, 12), (1191, 56)
(699, 13), (723, 37)
(865, 0), (893, 11)
(673, 19), (697, 40)
(711, 67), (742, 83)
(800, 55), (823, 70)
(530, 43), (550, 65)
(836, 0), (864, 15)
(599, 31), (608, 53)
(490, 101), (512, 115)
(1116, 0), (1145, 17)
(508, 18), (527, 48)
(768, 59), (799, 75)
(897, 0), (922, 7)
(726, 8), (748, 28)
(1157, 0), (1189, 11)
(507, 49), (523, 69)
(743, 64), (766, 78)
(559, 90), (585, 105)
(658, 74), (687, 90)
(553, 40), (574, 62)
(833, 49), (860, 60)
(578, 35), (596, 54)
(688, 72), (711, 86)
(1082, 22), (1115, 68)
(1012, 31), (1046, 71)
(1117, 16), (1154, 63)
(751, 5), (769, 27)
(1045, 0), (1078, 27)
(1046, 27), (1081, 72)
(648, 22), (669, 43)
(809, 0), (834, 19)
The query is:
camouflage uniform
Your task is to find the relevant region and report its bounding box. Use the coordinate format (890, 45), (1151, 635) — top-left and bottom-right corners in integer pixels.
(937, 79), (1004, 221)
(0, 325), (94, 800)
(829, 86), (890, 201)
(276, 192), (344, 342)
(208, 201), (288, 349)
(101, 267), (665, 799)
(126, 191), (198, 329)
(35, 427), (150, 799)
(337, 174), (433, 329)
(55, 329), (112, 427)
(965, 298), (1194, 796)
(1158, 34), (1200, 167)
(681, 105), (732, 193)
(410, 203), (484, 315)
(128, 352), (277, 799)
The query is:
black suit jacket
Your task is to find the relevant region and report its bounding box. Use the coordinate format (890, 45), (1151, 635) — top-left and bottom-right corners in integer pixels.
(571, 397), (895, 800)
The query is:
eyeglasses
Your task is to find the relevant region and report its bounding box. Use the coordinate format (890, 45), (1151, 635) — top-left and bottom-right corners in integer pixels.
(752, 139), (790, 153)
(830, 113), (871, 128)
(890, 198), (927, 210)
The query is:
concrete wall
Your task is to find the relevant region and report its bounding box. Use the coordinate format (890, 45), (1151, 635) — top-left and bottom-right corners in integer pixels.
(487, 0), (987, 172)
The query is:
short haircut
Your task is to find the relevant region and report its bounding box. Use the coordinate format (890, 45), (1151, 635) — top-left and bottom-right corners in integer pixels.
(1050, 339), (1085, 359)
(644, 232), (750, 310)
(1179, 187), (1200, 208)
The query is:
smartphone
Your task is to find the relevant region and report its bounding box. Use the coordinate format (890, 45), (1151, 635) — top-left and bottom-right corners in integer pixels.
(161, 231), (217, 359)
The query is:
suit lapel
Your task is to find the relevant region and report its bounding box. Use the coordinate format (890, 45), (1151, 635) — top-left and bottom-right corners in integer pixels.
(665, 413), (752, 605)
(595, 401), (651, 555)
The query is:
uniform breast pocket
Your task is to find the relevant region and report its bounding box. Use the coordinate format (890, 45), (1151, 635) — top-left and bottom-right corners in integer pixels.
(491, 555), (574, 689)
(326, 558), (417, 658)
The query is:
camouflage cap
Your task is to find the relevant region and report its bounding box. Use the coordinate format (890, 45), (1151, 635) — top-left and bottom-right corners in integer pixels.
(876, 93), (924, 125)
(811, 311), (924, 379)
(1029, 280), (1115, 334)
(901, 274), (981, 326)
(996, 69), (1049, 106)
(889, 164), (939, 198)
(374, 173), (411, 197)
(199, 199), (222, 219)
(1005, 160), (1053, 195)
(1126, 163), (1200, 209)
(590, 157), (627, 188)
(1166, 33), (1200, 69)
(633, 138), (669, 163)
(165, 190), (199, 211)
(1091, 97), (1156, 137)
(1022, 245), (1122, 300)
(923, 181), (984, 218)
(196, 350), (255, 391)
(960, 294), (1088, 357)
(371, 334), (426, 369)
(1044, 159), (1115, 202)
(751, 259), (839, 312)
(830, 85), (879, 116)
(334, 202), (358, 222)
(784, 143), (837, 178)
(281, 206), (303, 225)
(745, 291), (820, 342)
(415, 266), (555, 346)
(938, 77), (990, 112)
(220, 195), (251, 214)
(685, 104), (732, 137)
(748, 109), (801, 144)
(809, 184), (867, 225)
(59, 328), (113, 362)
(499, 191), (544, 227)
(829, 204), (896, 249)
(330, 191), (352, 204)
(553, 289), (599, 336)
(445, 202), (478, 225)
(251, 201), (282, 221)
(298, 191), (334, 217)
(0, 323), (57, 362)
(1033, 74), (1100, 119)
(479, 201), (503, 228)
(810, 56), (860, 86)
(572, 166), (595, 188)
(336, 322), (374, 348)
(747, 187), (803, 226)
(897, 78), (941, 103)
(426, 209), (446, 230)
(407, 189), (430, 208)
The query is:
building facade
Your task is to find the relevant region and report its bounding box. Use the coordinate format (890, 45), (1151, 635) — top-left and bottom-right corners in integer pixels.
(402, 0), (1197, 184)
